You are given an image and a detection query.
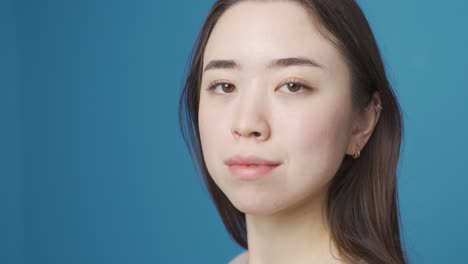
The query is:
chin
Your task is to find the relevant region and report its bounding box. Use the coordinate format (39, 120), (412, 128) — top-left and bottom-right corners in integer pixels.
(233, 201), (283, 216)
(227, 190), (289, 216)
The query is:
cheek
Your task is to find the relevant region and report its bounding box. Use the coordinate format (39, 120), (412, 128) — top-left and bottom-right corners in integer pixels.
(293, 110), (348, 155)
(278, 101), (351, 184)
(198, 98), (227, 175)
(198, 101), (216, 156)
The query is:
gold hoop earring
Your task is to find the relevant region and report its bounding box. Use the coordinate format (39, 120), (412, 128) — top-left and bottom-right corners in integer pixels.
(352, 144), (361, 159)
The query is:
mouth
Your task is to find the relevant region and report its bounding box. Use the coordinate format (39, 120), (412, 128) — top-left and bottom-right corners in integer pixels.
(227, 163), (280, 180)
(224, 155), (281, 166)
(224, 154), (282, 180)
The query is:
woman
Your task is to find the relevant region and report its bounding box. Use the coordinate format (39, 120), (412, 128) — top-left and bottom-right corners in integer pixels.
(178, 0), (408, 263)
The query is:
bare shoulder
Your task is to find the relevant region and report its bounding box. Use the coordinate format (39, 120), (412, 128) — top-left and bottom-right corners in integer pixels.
(228, 251), (248, 264)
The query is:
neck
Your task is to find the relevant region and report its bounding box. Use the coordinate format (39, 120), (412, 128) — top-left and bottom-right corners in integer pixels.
(244, 188), (344, 264)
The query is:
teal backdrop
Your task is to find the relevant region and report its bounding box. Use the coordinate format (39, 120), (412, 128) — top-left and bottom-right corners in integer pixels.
(1, 0), (467, 263)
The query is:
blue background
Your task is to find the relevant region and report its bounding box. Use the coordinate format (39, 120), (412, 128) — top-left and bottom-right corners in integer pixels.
(1, 0), (467, 263)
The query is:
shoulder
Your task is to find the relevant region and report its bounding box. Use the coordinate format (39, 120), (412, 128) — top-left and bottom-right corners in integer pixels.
(228, 251), (248, 264)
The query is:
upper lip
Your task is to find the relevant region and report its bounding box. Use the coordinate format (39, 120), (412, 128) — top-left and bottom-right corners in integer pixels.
(224, 155), (281, 166)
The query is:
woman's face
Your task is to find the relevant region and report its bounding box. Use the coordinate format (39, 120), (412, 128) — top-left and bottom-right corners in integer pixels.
(198, 1), (355, 215)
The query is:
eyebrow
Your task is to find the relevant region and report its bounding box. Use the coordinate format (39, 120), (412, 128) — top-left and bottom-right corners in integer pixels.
(203, 56), (325, 72)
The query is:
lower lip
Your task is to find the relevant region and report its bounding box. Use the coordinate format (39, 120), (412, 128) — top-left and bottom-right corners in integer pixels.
(227, 164), (279, 180)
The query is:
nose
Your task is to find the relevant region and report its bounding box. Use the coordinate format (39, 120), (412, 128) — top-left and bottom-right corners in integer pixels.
(231, 87), (271, 142)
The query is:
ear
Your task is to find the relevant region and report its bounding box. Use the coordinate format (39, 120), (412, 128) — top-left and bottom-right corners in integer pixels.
(346, 91), (382, 156)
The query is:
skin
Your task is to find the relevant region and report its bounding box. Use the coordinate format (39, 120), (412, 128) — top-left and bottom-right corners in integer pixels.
(198, 1), (381, 263)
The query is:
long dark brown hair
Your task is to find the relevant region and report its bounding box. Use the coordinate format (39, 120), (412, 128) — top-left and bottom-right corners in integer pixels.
(178, 1), (408, 263)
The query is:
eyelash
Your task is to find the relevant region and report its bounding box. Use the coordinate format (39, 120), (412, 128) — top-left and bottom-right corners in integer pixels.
(206, 78), (313, 95)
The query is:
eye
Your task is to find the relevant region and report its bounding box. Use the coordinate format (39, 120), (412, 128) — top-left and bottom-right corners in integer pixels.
(277, 79), (313, 95)
(206, 81), (236, 94)
(205, 78), (313, 95)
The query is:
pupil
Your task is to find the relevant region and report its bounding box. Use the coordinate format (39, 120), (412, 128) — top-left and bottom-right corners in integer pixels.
(222, 83), (233, 92)
(288, 83), (300, 91)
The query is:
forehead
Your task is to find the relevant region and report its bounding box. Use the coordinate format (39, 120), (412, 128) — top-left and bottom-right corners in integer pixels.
(203, 1), (344, 74)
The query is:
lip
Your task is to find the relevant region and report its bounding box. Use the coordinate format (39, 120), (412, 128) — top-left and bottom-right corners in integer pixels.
(224, 155), (281, 180)
(224, 155), (281, 166)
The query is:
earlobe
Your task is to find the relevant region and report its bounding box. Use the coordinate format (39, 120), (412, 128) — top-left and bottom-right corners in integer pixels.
(346, 91), (383, 157)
